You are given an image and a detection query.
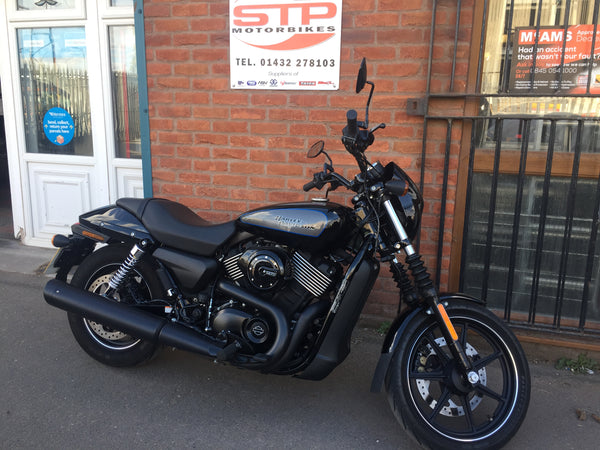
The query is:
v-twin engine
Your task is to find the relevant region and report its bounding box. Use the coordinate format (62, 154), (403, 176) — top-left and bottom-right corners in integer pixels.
(224, 246), (338, 306)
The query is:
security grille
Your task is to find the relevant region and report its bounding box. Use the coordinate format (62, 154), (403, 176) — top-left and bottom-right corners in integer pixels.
(415, 0), (600, 337)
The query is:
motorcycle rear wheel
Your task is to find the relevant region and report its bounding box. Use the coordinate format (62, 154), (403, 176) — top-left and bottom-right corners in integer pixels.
(67, 245), (163, 367)
(385, 301), (530, 450)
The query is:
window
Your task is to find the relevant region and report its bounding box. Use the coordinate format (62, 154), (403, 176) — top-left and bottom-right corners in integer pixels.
(461, 0), (600, 330)
(17, 0), (77, 10)
(109, 25), (140, 159)
(17, 27), (93, 156)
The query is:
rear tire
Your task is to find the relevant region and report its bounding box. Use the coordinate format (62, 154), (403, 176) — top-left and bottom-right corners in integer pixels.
(67, 245), (164, 367)
(385, 301), (530, 450)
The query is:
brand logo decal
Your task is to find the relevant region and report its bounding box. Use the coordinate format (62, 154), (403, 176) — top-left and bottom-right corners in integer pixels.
(518, 29), (573, 45)
(231, 2), (337, 51)
(241, 208), (327, 237)
(275, 215), (303, 226)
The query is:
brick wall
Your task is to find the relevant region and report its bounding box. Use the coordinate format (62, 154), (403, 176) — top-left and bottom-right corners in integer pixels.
(143, 0), (475, 319)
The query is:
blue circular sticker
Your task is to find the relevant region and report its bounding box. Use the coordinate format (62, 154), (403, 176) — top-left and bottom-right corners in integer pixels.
(43, 107), (75, 146)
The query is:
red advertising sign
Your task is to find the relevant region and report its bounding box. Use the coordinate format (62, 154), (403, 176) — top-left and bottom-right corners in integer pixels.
(509, 25), (600, 93)
(229, 0), (342, 90)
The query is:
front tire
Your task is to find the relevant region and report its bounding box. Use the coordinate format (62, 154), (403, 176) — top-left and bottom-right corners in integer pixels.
(67, 245), (164, 367)
(385, 301), (530, 450)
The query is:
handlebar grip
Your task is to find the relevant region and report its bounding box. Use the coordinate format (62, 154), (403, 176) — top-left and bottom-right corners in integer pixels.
(345, 109), (358, 138)
(303, 180), (317, 191)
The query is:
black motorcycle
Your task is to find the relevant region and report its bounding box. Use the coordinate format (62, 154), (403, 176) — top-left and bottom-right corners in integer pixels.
(44, 59), (530, 449)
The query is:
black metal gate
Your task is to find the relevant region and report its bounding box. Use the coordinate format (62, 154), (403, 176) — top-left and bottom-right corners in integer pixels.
(416, 0), (600, 337)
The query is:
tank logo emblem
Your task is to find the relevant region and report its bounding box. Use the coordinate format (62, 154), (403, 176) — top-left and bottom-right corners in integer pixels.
(239, 208), (329, 237)
(275, 215), (302, 226)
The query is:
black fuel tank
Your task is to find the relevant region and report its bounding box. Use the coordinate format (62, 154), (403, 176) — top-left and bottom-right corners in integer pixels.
(238, 201), (352, 250)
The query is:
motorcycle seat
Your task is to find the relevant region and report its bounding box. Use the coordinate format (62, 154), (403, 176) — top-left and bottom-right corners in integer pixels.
(116, 197), (236, 256)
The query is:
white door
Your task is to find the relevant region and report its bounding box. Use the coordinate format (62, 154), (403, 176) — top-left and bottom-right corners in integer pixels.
(0, 0), (143, 247)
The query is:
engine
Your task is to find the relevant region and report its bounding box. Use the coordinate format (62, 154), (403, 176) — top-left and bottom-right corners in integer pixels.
(222, 242), (340, 311)
(225, 243), (336, 295)
(237, 247), (290, 291)
(213, 241), (340, 354)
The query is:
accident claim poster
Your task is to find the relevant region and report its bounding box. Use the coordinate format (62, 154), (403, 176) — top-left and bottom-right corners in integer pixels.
(509, 25), (600, 94)
(229, 0), (342, 90)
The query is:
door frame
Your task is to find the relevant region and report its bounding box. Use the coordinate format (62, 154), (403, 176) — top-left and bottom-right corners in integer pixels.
(0, 0), (148, 247)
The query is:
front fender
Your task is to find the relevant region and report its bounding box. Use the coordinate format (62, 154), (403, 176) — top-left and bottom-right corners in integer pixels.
(369, 292), (484, 393)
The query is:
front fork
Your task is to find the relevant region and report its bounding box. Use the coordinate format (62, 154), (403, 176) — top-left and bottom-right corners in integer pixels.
(383, 200), (480, 385)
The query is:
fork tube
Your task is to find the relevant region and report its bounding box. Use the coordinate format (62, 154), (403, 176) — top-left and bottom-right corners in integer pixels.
(384, 200), (474, 375)
(383, 199), (416, 256)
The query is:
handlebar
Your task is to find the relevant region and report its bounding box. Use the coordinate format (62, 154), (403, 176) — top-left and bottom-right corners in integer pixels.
(303, 169), (353, 192)
(303, 180), (317, 192)
(344, 109), (358, 139)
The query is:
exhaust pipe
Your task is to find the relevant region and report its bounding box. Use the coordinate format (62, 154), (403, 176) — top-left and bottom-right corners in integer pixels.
(268, 299), (330, 372)
(44, 279), (223, 358)
(216, 280), (289, 366)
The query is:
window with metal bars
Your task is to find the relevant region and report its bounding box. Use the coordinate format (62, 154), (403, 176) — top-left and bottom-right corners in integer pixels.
(460, 0), (600, 335)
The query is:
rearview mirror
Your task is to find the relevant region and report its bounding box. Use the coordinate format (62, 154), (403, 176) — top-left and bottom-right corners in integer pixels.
(307, 140), (325, 158)
(356, 58), (367, 93)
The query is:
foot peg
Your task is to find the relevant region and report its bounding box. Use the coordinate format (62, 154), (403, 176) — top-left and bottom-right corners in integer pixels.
(216, 341), (241, 362)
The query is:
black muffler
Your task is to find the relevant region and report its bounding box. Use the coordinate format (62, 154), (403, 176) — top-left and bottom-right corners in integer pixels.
(44, 279), (223, 358)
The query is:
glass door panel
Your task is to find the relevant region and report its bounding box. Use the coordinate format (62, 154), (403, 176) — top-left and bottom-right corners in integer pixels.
(17, 27), (93, 156)
(109, 0), (133, 7)
(17, 0), (77, 10)
(108, 25), (140, 159)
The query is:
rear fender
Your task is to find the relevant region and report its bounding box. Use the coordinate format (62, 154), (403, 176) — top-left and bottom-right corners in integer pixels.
(79, 205), (152, 243)
(369, 292), (484, 393)
(51, 205), (152, 281)
(50, 235), (96, 281)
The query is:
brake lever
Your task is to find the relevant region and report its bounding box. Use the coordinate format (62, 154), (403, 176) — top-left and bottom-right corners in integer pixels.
(314, 171), (327, 189)
(370, 123), (386, 133)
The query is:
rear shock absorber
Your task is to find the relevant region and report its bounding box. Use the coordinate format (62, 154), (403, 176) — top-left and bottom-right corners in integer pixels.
(104, 240), (150, 297)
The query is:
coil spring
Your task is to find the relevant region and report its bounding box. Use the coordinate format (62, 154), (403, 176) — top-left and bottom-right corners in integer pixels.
(390, 260), (419, 307)
(108, 245), (144, 292)
(405, 253), (434, 293)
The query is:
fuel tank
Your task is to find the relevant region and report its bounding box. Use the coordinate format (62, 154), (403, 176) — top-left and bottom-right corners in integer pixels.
(237, 200), (353, 250)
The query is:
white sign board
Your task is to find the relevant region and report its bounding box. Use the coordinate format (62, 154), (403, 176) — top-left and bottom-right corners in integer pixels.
(229, 0), (342, 90)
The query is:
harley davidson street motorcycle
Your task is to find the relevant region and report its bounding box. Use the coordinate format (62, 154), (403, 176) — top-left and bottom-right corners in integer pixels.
(44, 59), (530, 449)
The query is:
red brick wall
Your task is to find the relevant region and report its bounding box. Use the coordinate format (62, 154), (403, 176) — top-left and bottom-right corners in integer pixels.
(143, 0), (475, 319)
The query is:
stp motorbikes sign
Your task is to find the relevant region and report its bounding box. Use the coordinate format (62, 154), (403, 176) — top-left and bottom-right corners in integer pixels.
(229, 0), (342, 90)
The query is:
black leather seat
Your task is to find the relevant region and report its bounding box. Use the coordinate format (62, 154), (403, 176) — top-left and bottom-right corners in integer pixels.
(116, 198), (236, 256)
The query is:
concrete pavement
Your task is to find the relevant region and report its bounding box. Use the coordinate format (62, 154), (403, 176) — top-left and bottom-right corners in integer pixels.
(0, 237), (55, 275)
(1, 238), (600, 449)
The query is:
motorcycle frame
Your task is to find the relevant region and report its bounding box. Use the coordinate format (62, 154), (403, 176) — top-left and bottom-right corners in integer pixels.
(48, 205), (382, 379)
(51, 176), (484, 385)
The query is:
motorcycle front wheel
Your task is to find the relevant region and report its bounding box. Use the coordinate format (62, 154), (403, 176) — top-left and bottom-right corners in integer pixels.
(67, 244), (163, 367)
(385, 301), (530, 450)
